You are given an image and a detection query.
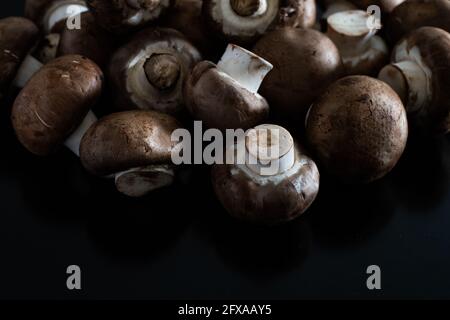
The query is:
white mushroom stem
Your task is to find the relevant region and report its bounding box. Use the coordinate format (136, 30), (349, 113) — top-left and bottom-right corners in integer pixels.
(114, 165), (175, 197)
(378, 61), (431, 113)
(45, 2), (89, 33)
(326, 10), (380, 58)
(64, 110), (97, 156)
(245, 124), (295, 176)
(217, 44), (273, 94)
(13, 55), (43, 88)
(322, 0), (357, 20)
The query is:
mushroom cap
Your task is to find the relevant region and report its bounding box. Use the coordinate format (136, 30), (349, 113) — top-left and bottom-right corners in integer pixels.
(387, 0), (450, 45)
(109, 27), (201, 115)
(306, 76), (408, 183)
(25, 0), (87, 30)
(391, 26), (450, 134)
(57, 12), (115, 68)
(278, 0), (317, 29)
(253, 28), (344, 121)
(80, 110), (181, 176)
(86, 0), (172, 34)
(212, 144), (320, 225)
(0, 17), (40, 101)
(184, 61), (270, 130)
(11, 55), (103, 156)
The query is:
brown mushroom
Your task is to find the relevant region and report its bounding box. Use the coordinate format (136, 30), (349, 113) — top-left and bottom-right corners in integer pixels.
(378, 27), (450, 134)
(306, 76), (408, 184)
(184, 44), (272, 130)
(326, 10), (388, 76)
(109, 27), (201, 115)
(0, 17), (40, 101)
(57, 11), (115, 68)
(387, 0), (450, 45)
(253, 27), (344, 122)
(11, 55), (103, 156)
(350, 0), (405, 13)
(202, 0), (317, 45)
(212, 124), (320, 225)
(86, 0), (172, 34)
(80, 110), (182, 197)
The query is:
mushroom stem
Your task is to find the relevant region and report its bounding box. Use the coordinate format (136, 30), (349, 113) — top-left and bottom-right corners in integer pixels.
(378, 61), (431, 113)
(144, 54), (181, 90)
(13, 54), (43, 88)
(326, 10), (379, 58)
(45, 2), (89, 32)
(245, 124), (295, 176)
(64, 110), (97, 156)
(322, 0), (357, 20)
(115, 165), (175, 197)
(231, 0), (265, 17)
(217, 44), (273, 94)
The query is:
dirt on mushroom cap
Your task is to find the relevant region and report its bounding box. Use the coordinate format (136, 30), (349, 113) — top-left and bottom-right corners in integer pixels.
(11, 55), (103, 156)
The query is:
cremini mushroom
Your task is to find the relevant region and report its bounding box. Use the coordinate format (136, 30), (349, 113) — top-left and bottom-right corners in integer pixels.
(202, 0), (317, 45)
(253, 27), (344, 122)
(109, 27), (202, 115)
(0, 17), (40, 101)
(306, 76), (408, 184)
(326, 10), (388, 76)
(212, 124), (320, 225)
(387, 0), (450, 45)
(80, 110), (182, 197)
(378, 27), (450, 134)
(184, 44), (272, 130)
(11, 55), (103, 156)
(86, 0), (172, 34)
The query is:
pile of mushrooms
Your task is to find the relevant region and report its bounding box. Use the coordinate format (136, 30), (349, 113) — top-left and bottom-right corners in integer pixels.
(1, 0), (449, 225)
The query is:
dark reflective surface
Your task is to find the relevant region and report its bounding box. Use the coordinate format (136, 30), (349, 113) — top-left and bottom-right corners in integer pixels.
(1, 2), (450, 299)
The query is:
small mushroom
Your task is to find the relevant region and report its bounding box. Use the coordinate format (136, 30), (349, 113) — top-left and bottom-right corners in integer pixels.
(212, 124), (320, 225)
(306, 76), (408, 184)
(80, 110), (182, 197)
(378, 27), (450, 134)
(326, 10), (389, 76)
(184, 44), (272, 130)
(11, 55), (103, 156)
(25, 0), (90, 64)
(57, 11), (115, 68)
(202, 0), (316, 45)
(253, 27), (344, 122)
(0, 17), (40, 101)
(86, 0), (172, 34)
(387, 0), (450, 45)
(109, 27), (202, 115)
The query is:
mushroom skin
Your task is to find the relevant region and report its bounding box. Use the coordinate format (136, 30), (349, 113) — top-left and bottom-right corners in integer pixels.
(212, 125), (319, 225)
(306, 76), (408, 184)
(387, 0), (450, 45)
(0, 17), (40, 101)
(326, 10), (389, 76)
(11, 55), (103, 156)
(86, 0), (172, 34)
(109, 27), (201, 115)
(57, 12), (115, 68)
(253, 28), (344, 122)
(80, 110), (181, 197)
(378, 27), (450, 134)
(202, 0), (316, 45)
(350, 0), (405, 13)
(184, 45), (272, 130)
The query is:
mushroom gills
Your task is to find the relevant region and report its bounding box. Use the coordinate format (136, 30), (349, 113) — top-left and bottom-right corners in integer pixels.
(115, 165), (175, 197)
(44, 1), (89, 33)
(217, 44), (273, 94)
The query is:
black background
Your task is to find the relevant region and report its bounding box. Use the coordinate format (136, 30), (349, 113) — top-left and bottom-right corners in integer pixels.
(1, 1), (450, 300)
